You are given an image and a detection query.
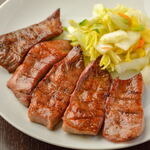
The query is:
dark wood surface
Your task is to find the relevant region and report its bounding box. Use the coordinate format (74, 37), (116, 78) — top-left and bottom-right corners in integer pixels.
(0, 116), (149, 150)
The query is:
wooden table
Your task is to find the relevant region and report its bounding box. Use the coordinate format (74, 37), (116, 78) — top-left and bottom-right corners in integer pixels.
(0, 116), (149, 150)
(0, 0), (149, 150)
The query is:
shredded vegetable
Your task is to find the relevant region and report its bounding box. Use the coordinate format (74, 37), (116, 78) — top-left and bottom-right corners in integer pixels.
(141, 65), (150, 84)
(64, 4), (150, 79)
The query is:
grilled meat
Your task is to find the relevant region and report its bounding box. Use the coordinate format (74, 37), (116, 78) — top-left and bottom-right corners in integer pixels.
(0, 9), (62, 72)
(28, 46), (84, 129)
(62, 58), (111, 135)
(7, 40), (71, 107)
(103, 74), (144, 142)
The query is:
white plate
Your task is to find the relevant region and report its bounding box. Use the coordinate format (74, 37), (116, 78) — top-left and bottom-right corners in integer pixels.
(0, 0), (150, 149)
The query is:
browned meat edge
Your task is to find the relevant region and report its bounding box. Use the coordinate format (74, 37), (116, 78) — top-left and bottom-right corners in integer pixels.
(103, 74), (144, 142)
(63, 57), (111, 135)
(0, 9), (62, 72)
(28, 46), (84, 129)
(7, 40), (72, 107)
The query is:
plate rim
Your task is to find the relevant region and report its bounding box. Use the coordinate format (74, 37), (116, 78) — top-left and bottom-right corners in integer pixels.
(0, 0), (9, 8)
(0, 0), (150, 149)
(1, 112), (150, 150)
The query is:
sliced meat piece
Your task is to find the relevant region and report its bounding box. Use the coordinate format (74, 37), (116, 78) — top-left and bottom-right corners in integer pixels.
(28, 46), (84, 129)
(62, 58), (111, 135)
(7, 40), (71, 107)
(109, 74), (143, 99)
(0, 9), (62, 72)
(103, 74), (144, 142)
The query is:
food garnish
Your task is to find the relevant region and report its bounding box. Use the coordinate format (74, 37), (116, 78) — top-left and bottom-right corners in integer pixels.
(64, 4), (150, 80)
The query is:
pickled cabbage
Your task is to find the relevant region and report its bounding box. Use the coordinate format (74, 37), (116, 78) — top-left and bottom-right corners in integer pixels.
(64, 4), (150, 80)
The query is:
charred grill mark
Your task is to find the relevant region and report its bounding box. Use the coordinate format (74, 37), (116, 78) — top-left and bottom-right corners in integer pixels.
(103, 74), (144, 142)
(62, 57), (111, 135)
(0, 9), (63, 72)
(7, 40), (72, 107)
(28, 46), (84, 129)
